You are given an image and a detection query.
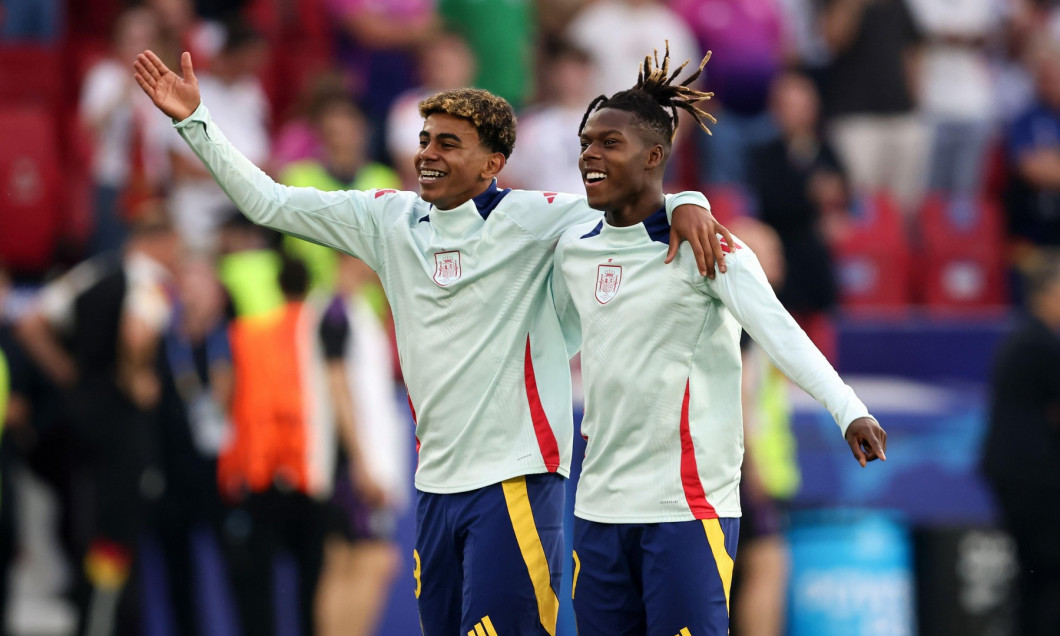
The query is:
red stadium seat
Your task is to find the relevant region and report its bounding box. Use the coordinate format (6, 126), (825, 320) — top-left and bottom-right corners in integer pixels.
(831, 191), (913, 312)
(0, 108), (63, 275)
(917, 194), (1007, 308)
(246, 0), (335, 122)
(0, 44), (62, 107)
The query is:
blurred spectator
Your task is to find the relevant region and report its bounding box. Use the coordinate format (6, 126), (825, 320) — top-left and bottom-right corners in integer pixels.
(907, 0), (997, 196)
(147, 0), (226, 69)
(385, 30), (475, 188)
(991, 0), (1038, 129)
(327, 0), (438, 159)
(315, 254), (408, 636)
(672, 0), (784, 185)
(271, 71), (351, 169)
(16, 213), (179, 636)
(281, 96), (400, 292)
(440, 0), (534, 108)
(537, 0), (588, 39)
(0, 262), (15, 633)
(217, 211), (285, 318)
(819, 0), (926, 216)
(1006, 37), (1060, 249)
(154, 253), (232, 636)
(565, 0), (698, 98)
(731, 218), (798, 636)
(217, 256), (330, 636)
(981, 250), (1060, 636)
(775, 0), (832, 68)
(504, 40), (595, 194)
(194, 0), (247, 21)
(748, 71), (841, 322)
(79, 7), (169, 256)
(165, 19), (270, 253)
(0, 0), (62, 41)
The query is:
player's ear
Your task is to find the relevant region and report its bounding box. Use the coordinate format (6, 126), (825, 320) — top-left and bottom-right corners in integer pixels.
(482, 152), (506, 180)
(645, 143), (665, 170)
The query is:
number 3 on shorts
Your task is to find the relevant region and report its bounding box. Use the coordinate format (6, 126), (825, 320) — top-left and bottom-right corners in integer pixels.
(413, 549), (422, 598)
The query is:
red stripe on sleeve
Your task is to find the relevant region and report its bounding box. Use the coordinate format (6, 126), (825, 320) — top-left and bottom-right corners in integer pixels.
(524, 335), (561, 472)
(680, 380), (718, 519)
(406, 390), (420, 454)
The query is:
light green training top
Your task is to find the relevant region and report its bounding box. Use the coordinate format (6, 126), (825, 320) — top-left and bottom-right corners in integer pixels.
(175, 102), (707, 494)
(553, 210), (873, 523)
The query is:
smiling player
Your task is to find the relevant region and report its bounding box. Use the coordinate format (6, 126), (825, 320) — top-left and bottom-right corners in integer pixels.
(132, 50), (734, 635)
(552, 45), (887, 635)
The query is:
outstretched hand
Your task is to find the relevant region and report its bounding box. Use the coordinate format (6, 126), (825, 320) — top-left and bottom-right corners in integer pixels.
(133, 50), (200, 122)
(844, 417), (887, 468)
(667, 203), (734, 279)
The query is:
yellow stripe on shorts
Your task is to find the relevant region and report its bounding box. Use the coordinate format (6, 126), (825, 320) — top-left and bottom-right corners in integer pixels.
(501, 477), (559, 636)
(572, 550), (581, 600)
(702, 518), (735, 613)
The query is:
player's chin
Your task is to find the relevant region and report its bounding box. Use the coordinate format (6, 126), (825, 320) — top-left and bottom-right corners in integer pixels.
(418, 181), (442, 203)
(583, 187), (609, 211)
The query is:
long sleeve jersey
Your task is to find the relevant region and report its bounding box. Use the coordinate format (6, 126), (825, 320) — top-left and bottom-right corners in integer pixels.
(174, 103), (706, 493)
(553, 207), (874, 522)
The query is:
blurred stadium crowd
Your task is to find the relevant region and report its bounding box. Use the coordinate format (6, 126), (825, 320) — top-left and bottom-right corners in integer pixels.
(1, 0), (1060, 634)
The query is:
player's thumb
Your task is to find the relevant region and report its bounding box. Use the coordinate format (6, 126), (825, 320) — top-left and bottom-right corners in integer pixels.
(181, 51), (196, 82)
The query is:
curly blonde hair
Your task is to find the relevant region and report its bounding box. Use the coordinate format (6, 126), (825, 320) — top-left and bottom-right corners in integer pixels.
(418, 88), (517, 158)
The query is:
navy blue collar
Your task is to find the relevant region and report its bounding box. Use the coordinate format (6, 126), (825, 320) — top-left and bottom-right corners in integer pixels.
(580, 205), (670, 243)
(419, 179), (511, 223)
(642, 205), (671, 244)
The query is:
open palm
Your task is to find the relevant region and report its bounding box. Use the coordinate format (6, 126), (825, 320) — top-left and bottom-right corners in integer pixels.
(133, 50), (200, 122)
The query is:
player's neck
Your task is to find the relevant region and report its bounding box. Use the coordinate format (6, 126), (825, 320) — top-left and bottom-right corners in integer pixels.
(605, 188), (665, 228)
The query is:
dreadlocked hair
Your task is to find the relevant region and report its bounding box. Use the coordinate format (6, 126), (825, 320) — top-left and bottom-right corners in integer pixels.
(578, 41), (715, 145)
(419, 88), (517, 158)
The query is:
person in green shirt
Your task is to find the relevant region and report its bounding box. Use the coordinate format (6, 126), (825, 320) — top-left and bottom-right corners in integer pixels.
(281, 95), (401, 294)
(438, 0), (534, 109)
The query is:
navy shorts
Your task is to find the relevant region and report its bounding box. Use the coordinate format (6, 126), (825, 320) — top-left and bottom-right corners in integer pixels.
(572, 517), (740, 636)
(415, 473), (565, 636)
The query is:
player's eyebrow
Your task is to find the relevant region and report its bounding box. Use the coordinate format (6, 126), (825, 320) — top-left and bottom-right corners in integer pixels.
(580, 129), (625, 140)
(420, 131), (464, 145)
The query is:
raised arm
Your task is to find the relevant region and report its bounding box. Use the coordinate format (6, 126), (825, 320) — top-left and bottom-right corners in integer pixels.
(708, 244), (886, 466)
(133, 50), (393, 270)
(133, 50), (200, 122)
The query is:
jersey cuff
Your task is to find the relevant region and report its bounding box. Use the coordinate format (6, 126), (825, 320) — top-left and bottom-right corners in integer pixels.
(172, 101), (208, 128)
(664, 191), (711, 224)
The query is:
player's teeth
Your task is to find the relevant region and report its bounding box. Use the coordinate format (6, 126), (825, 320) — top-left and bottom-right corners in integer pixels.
(586, 172), (606, 180)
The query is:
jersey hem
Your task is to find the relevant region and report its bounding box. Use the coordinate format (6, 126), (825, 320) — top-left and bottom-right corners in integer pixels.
(573, 507), (742, 524)
(415, 465), (570, 494)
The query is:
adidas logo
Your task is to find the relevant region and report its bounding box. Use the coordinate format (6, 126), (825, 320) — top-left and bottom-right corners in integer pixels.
(468, 616), (499, 636)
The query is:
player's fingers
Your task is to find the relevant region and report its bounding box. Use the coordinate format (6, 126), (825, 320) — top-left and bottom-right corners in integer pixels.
(133, 58), (155, 83)
(865, 429), (887, 461)
(180, 51), (196, 82)
(133, 73), (152, 94)
(705, 227), (724, 278)
(144, 50), (167, 78)
(140, 54), (162, 82)
(689, 227), (708, 277)
(848, 435), (867, 468)
(715, 222), (735, 273)
(133, 62), (153, 88)
(665, 227), (679, 264)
